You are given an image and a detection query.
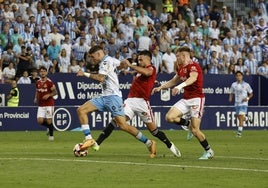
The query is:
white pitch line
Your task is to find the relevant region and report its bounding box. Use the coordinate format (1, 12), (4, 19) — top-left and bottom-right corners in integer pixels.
(0, 157), (267, 173)
(216, 156), (268, 161)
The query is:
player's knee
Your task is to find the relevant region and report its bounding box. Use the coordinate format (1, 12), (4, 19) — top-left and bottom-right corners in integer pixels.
(37, 118), (45, 125)
(77, 107), (84, 116)
(165, 113), (175, 123)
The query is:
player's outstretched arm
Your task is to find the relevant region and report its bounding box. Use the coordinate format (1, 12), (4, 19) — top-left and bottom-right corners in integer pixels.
(77, 70), (106, 83)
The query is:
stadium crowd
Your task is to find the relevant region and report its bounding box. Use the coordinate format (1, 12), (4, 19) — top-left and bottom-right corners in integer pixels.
(0, 0), (268, 84)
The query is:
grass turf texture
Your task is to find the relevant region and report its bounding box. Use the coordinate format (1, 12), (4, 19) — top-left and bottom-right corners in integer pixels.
(0, 130), (267, 188)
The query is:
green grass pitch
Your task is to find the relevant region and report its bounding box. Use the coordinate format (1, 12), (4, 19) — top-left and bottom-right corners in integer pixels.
(0, 130), (267, 188)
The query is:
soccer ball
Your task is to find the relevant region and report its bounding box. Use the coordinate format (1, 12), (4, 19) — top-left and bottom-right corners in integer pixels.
(73, 143), (88, 157)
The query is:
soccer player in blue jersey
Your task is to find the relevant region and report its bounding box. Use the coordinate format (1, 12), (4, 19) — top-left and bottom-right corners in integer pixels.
(76, 45), (156, 158)
(229, 71), (253, 137)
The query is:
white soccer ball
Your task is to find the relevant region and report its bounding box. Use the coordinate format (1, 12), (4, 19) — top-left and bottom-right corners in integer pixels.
(73, 143), (88, 157)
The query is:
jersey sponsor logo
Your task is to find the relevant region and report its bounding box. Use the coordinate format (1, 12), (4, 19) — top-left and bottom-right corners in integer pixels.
(53, 108), (71, 131)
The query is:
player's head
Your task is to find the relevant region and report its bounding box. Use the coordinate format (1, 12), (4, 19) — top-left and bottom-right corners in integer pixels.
(39, 66), (48, 78)
(235, 71), (243, 81)
(89, 45), (104, 63)
(138, 50), (152, 60)
(175, 46), (191, 64)
(138, 50), (152, 66)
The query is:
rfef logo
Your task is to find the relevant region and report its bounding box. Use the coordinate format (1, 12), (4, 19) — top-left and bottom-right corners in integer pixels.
(53, 108), (71, 131)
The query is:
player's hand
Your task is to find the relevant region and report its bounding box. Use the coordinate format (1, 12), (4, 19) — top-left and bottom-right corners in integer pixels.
(172, 87), (180, 96)
(34, 98), (38, 104)
(42, 94), (50, 100)
(172, 82), (186, 96)
(151, 87), (161, 95)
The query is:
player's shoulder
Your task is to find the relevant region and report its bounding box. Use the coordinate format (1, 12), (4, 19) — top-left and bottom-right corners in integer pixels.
(188, 61), (202, 70)
(46, 78), (55, 85)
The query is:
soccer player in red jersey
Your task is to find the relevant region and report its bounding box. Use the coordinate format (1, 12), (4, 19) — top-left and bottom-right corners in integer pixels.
(93, 50), (181, 157)
(34, 66), (57, 141)
(152, 46), (214, 159)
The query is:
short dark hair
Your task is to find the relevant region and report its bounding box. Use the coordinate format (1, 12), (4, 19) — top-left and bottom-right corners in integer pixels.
(138, 50), (152, 60)
(235, 70), (243, 75)
(39, 66), (47, 71)
(89, 45), (103, 54)
(177, 46), (191, 53)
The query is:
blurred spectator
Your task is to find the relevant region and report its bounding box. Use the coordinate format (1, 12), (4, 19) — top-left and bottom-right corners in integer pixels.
(208, 50), (222, 74)
(18, 0), (29, 16)
(2, 61), (16, 84)
(69, 58), (80, 73)
(118, 14), (134, 43)
(10, 27), (22, 46)
(16, 46), (31, 79)
(199, 20), (209, 40)
(161, 47), (176, 74)
(222, 31), (235, 48)
(30, 37), (41, 62)
(3, 4), (15, 23)
(78, 60), (86, 72)
(103, 11), (114, 33)
(252, 39), (263, 65)
(235, 29), (246, 51)
(221, 44), (232, 62)
(209, 20), (220, 40)
(219, 20), (230, 40)
(58, 49), (71, 73)
(39, 16), (52, 35)
(1, 46), (16, 70)
(72, 37), (90, 61)
(220, 54), (230, 74)
(210, 38), (222, 58)
(175, 13), (188, 31)
(152, 47), (162, 74)
(0, 22), (11, 49)
(159, 7), (169, 24)
(257, 59), (268, 78)
(189, 23), (202, 41)
(168, 21), (180, 43)
(17, 70), (31, 84)
(48, 25), (65, 46)
(200, 40), (211, 74)
(220, 6), (232, 28)
(194, 0), (209, 20)
(29, 68), (40, 83)
(137, 31), (151, 51)
(159, 26), (172, 53)
(244, 52), (259, 74)
(47, 39), (61, 61)
(232, 45), (242, 63)
(227, 62), (236, 74)
(21, 24), (34, 46)
(39, 53), (53, 71)
(209, 5), (221, 24)
(235, 58), (249, 75)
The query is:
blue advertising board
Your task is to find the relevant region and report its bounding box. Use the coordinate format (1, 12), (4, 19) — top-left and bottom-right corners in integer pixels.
(0, 73), (264, 106)
(0, 106), (267, 131)
(0, 73), (267, 131)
